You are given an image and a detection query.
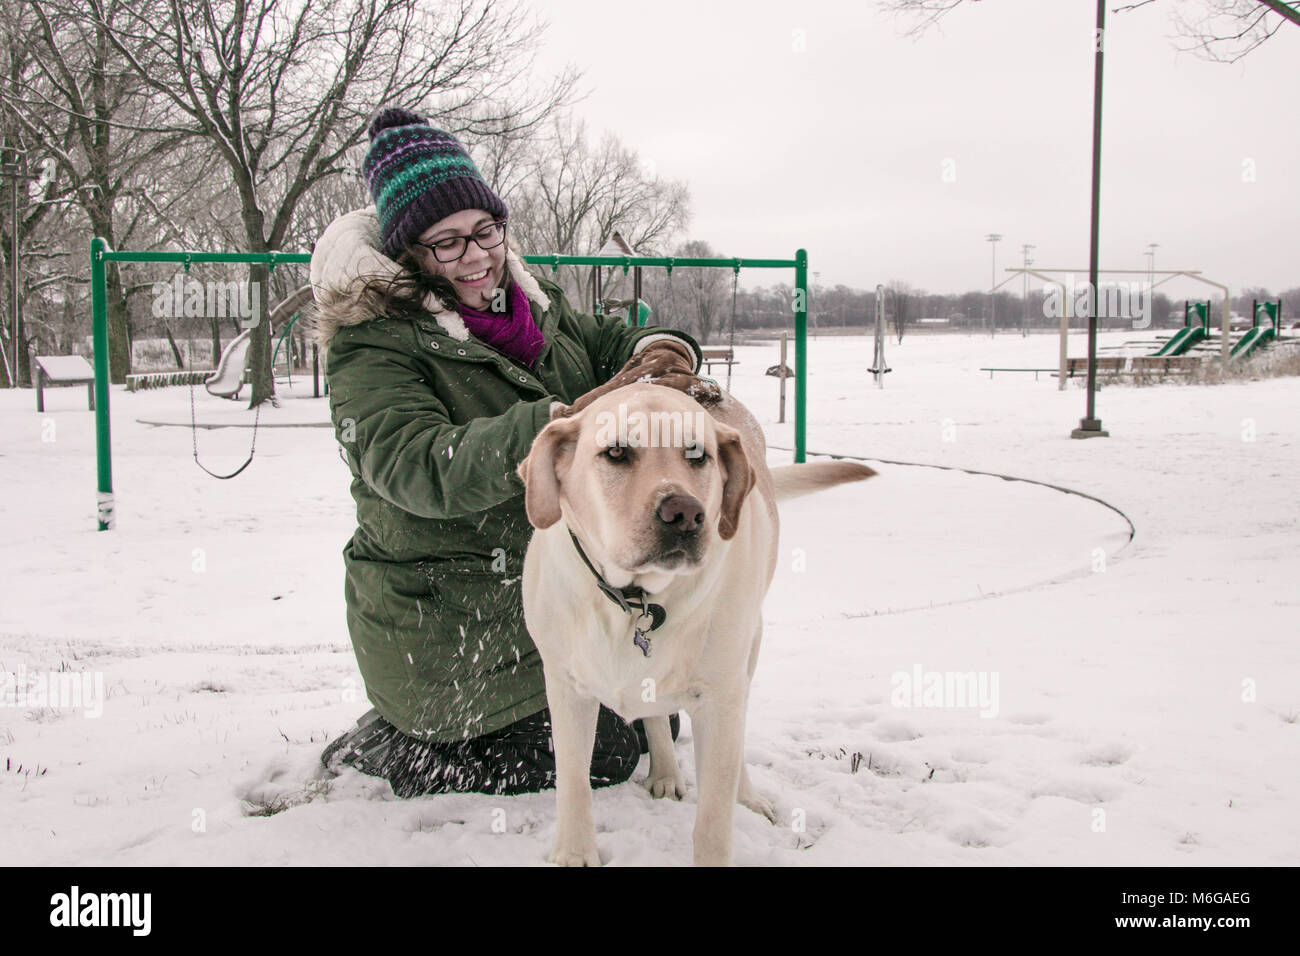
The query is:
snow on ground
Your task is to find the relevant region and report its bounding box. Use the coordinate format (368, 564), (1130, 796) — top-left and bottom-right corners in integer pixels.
(3, 329), (1297, 866)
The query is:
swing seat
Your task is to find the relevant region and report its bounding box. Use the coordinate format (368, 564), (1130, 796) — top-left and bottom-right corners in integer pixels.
(205, 329), (253, 399)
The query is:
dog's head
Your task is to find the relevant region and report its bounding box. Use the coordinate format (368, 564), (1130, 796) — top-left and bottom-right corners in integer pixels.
(516, 385), (756, 577)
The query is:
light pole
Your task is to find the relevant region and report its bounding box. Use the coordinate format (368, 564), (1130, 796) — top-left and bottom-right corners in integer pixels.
(812, 270), (821, 339)
(1145, 242), (1159, 323)
(986, 233), (1002, 337)
(1021, 243), (1035, 337)
(1072, 0), (1108, 439)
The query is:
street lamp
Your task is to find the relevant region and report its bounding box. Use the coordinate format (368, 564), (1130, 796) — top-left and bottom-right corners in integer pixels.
(1021, 243), (1035, 337)
(1145, 242), (1159, 322)
(1071, 0), (1108, 439)
(986, 233), (1002, 337)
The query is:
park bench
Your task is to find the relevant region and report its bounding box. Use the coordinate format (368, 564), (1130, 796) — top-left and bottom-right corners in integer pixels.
(1131, 355), (1201, 379)
(34, 355), (95, 412)
(1054, 356), (1128, 379)
(700, 346), (738, 374)
(978, 367), (1057, 380)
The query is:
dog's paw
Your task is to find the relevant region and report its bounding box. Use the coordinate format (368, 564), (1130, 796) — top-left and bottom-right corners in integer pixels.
(645, 769), (686, 800)
(547, 838), (602, 867)
(738, 787), (778, 824)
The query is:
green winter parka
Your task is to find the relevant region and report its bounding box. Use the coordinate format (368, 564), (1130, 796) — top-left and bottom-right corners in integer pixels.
(310, 208), (702, 741)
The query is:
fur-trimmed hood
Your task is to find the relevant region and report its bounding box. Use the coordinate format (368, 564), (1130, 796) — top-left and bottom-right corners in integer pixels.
(308, 206), (552, 350)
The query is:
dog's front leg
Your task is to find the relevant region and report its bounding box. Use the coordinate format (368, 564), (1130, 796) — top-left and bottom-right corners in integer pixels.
(688, 687), (746, 867)
(644, 715), (685, 799)
(544, 667), (602, 866)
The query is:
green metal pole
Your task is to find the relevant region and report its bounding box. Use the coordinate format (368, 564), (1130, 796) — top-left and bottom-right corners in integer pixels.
(90, 236), (114, 530)
(794, 248), (807, 463)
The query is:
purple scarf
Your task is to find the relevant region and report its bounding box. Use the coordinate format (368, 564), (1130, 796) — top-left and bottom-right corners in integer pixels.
(456, 279), (546, 369)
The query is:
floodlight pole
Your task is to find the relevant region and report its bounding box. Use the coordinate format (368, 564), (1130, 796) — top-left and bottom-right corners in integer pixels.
(1073, 0), (1109, 438)
(985, 234), (1001, 337)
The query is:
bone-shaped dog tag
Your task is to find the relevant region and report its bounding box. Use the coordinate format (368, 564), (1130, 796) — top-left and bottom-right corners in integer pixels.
(633, 612), (654, 657)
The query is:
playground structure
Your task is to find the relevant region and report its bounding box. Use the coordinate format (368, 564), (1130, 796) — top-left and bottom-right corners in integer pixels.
(1150, 303), (1208, 357)
(993, 264), (1237, 390)
(1147, 298), (1283, 363)
(992, 267), (1284, 389)
(88, 239), (812, 530)
(204, 329), (253, 399)
(868, 283), (891, 387)
(202, 283), (318, 399)
(1231, 300), (1283, 359)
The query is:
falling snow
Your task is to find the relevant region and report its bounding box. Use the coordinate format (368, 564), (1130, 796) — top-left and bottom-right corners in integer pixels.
(4, 332), (1298, 865)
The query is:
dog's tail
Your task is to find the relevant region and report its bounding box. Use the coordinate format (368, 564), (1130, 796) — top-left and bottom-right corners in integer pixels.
(771, 460), (877, 503)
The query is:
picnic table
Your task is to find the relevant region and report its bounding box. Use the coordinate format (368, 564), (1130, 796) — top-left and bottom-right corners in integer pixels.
(34, 355), (95, 412)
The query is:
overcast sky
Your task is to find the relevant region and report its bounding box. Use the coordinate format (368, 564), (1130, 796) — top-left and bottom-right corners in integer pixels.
(528, 0), (1299, 298)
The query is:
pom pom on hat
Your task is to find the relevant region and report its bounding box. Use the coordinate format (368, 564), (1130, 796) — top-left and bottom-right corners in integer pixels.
(367, 107), (428, 142)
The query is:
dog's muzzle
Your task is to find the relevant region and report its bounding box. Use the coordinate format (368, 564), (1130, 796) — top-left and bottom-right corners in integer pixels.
(650, 492), (706, 566)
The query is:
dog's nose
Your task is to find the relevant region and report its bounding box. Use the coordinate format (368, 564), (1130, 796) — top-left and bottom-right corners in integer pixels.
(657, 493), (705, 534)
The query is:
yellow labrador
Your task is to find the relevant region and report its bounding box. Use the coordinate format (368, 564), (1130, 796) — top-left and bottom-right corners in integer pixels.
(517, 383), (874, 866)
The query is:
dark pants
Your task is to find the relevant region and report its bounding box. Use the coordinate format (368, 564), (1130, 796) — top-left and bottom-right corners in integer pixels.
(321, 705), (680, 798)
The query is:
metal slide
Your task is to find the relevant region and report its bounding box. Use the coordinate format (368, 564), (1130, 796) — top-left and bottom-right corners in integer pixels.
(1230, 325), (1275, 360)
(1152, 325), (1207, 357)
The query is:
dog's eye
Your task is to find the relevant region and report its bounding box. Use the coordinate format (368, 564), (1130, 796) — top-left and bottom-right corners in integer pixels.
(684, 443), (707, 465)
(603, 445), (629, 463)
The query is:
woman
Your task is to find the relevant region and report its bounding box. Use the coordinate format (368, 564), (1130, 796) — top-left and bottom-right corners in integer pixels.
(311, 108), (716, 798)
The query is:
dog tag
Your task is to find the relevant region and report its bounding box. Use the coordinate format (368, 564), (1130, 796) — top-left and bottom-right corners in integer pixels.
(632, 607), (658, 657)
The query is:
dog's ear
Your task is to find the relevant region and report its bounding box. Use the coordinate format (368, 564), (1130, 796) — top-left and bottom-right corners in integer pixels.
(517, 416), (580, 529)
(714, 422), (755, 541)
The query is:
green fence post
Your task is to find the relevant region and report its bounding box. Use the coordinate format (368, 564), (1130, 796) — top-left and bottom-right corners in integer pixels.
(90, 236), (114, 530)
(794, 248), (807, 463)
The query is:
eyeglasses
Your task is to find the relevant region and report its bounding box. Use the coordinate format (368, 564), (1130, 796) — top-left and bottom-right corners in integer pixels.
(412, 219), (508, 263)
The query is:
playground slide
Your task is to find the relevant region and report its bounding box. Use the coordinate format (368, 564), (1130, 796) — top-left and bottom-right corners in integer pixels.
(205, 329), (252, 399)
(1230, 325), (1275, 360)
(1152, 325), (1207, 357)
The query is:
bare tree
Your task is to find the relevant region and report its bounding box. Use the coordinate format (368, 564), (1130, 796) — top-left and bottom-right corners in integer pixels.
(885, 279), (915, 343)
(510, 112), (691, 307)
(879, 0), (1300, 62)
(641, 239), (732, 346)
(0, 0), (201, 384)
(1171, 0), (1300, 61)
(76, 0), (576, 405)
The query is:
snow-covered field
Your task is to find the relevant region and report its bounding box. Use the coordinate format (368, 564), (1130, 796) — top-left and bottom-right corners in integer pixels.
(4, 330), (1297, 866)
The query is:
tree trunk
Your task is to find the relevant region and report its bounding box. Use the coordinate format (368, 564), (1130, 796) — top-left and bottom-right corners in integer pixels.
(163, 320), (184, 369)
(246, 260), (275, 406)
(209, 316), (221, 367)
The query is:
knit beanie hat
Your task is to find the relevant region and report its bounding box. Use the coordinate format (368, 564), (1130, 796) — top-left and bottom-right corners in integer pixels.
(362, 107), (508, 261)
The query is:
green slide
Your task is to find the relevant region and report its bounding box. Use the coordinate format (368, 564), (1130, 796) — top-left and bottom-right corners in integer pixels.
(1231, 324), (1275, 360)
(1152, 324), (1207, 357)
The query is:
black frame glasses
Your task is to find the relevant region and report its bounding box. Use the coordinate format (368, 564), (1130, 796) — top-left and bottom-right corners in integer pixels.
(412, 219), (508, 263)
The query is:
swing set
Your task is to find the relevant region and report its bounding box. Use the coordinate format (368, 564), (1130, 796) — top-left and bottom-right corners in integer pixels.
(88, 238), (811, 530)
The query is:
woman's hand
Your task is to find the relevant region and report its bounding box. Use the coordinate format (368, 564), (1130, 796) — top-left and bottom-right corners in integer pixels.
(551, 340), (723, 419)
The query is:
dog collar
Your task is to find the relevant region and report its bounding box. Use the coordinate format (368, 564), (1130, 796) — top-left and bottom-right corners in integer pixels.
(567, 530), (667, 657)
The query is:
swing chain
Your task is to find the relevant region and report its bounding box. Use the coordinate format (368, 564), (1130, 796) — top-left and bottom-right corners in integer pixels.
(726, 264), (740, 393)
(189, 376), (262, 479)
